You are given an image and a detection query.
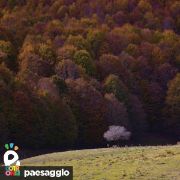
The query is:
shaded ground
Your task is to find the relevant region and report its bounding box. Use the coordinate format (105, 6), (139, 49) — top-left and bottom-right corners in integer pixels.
(18, 132), (178, 159)
(22, 145), (180, 180)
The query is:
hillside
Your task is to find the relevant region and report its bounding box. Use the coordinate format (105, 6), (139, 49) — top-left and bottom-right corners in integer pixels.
(0, 0), (179, 149)
(22, 145), (180, 180)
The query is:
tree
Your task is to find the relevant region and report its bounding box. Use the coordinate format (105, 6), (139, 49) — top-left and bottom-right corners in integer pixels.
(137, 0), (152, 13)
(57, 45), (77, 61)
(107, 25), (140, 55)
(0, 40), (15, 69)
(55, 59), (80, 80)
(104, 126), (131, 142)
(45, 20), (63, 39)
(105, 93), (130, 129)
(170, 1), (180, 17)
(36, 43), (56, 65)
(97, 54), (126, 80)
(12, 90), (37, 146)
(128, 94), (148, 133)
(140, 81), (165, 130)
(37, 77), (60, 100)
(73, 50), (96, 76)
(125, 43), (139, 57)
(87, 29), (105, 58)
(19, 53), (54, 77)
(163, 17), (174, 30)
(104, 74), (129, 104)
(10, 86), (77, 148)
(164, 73), (180, 136)
(66, 78), (107, 146)
(155, 63), (177, 88)
(36, 96), (78, 148)
(51, 75), (68, 95)
(0, 113), (9, 147)
(66, 35), (89, 51)
(112, 11), (127, 26)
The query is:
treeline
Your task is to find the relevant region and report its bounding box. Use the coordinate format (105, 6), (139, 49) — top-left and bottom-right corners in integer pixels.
(0, 0), (179, 148)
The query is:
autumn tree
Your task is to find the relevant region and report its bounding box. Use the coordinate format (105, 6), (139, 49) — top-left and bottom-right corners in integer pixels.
(66, 78), (107, 146)
(105, 93), (130, 129)
(164, 73), (180, 136)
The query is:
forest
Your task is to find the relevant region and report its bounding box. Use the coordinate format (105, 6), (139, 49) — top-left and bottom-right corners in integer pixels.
(0, 0), (179, 149)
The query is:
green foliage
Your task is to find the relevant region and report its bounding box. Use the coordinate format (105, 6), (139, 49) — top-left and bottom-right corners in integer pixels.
(45, 20), (63, 38)
(87, 30), (105, 58)
(73, 50), (95, 76)
(125, 44), (139, 57)
(66, 35), (89, 51)
(37, 43), (56, 64)
(7, 0), (19, 8)
(104, 74), (129, 104)
(0, 40), (13, 55)
(0, 40), (15, 67)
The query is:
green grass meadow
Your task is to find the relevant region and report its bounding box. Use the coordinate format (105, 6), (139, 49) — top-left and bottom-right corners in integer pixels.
(22, 145), (180, 180)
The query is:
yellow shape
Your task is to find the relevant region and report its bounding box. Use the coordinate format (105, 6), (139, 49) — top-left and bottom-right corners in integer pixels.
(14, 146), (19, 151)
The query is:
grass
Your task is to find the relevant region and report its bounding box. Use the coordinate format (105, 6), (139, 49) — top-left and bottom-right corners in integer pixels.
(22, 145), (180, 180)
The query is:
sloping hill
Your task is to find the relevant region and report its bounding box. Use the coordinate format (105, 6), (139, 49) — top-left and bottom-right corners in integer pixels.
(22, 145), (180, 180)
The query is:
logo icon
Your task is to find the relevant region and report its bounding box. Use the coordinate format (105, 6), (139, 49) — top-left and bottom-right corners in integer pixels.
(3, 143), (20, 176)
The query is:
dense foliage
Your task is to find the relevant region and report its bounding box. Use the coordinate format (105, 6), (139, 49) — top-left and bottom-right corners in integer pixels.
(0, 0), (179, 148)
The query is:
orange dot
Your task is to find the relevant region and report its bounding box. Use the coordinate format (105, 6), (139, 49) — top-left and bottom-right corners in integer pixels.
(14, 146), (19, 151)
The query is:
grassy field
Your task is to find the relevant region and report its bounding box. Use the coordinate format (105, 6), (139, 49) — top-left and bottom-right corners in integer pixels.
(22, 145), (180, 180)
